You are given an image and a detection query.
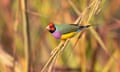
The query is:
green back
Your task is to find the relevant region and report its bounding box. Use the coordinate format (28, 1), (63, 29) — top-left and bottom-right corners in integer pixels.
(54, 24), (80, 34)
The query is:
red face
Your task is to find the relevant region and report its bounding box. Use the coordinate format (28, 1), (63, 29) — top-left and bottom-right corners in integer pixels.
(46, 22), (56, 33)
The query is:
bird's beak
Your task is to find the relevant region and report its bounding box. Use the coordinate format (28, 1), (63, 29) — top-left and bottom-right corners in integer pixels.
(46, 26), (50, 30)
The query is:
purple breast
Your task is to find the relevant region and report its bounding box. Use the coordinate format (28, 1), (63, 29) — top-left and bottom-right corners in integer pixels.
(52, 31), (61, 39)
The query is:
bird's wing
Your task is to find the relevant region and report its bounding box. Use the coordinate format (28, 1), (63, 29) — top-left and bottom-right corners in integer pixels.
(54, 24), (79, 34)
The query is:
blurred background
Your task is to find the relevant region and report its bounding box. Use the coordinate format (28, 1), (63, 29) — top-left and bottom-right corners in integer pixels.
(0, 0), (120, 72)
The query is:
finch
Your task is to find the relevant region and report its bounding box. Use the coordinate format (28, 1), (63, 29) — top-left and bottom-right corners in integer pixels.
(46, 22), (91, 40)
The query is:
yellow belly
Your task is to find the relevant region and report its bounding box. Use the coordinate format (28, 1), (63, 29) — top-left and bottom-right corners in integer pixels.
(61, 32), (76, 40)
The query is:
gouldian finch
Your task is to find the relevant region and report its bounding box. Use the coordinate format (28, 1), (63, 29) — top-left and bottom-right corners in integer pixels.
(46, 22), (91, 40)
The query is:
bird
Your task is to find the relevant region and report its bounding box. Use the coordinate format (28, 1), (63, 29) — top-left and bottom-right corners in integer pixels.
(46, 22), (91, 40)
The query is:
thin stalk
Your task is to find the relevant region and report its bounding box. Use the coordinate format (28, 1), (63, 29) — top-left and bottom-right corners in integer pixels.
(48, 39), (70, 72)
(69, 0), (108, 54)
(20, 0), (32, 72)
(68, 0), (81, 15)
(41, 41), (65, 72)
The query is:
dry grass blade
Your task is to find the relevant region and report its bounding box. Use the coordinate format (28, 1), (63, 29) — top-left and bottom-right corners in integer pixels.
(41, 41), (64, 72)
(41, 39), (70, 72)
(68, 0), (81, 15)
(49, 39), (70, 72)
(86, 0), (110, 58)
(20, 0), (31, 71)
(69, 0), (109, 54)
(47, 56), (57, 72)
(86, 0), (100, 22)
(83, 0), (109, 53)
(74, 16), (81, 24)
(90, 28), (108, 53)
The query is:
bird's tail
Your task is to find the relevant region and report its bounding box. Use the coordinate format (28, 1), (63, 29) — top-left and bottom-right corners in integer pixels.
(79, 25), (91, 30)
